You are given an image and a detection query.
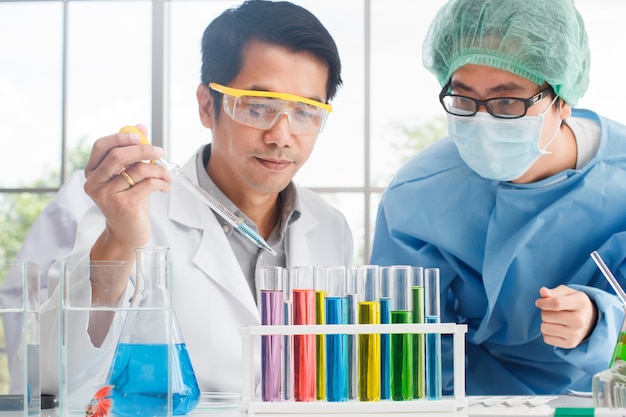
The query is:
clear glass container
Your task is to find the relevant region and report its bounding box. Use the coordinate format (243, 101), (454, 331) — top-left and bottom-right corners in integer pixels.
(105, 246), (200, 416)
(0, 260), (40, 417)
(593, 306), (626, 408)
(593, 361), (626, 408)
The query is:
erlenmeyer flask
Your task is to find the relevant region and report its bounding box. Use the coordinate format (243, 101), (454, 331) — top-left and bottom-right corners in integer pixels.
(105, 246), (200, 417)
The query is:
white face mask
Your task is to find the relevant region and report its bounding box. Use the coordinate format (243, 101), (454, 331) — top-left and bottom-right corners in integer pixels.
(448, 96), (559, 181)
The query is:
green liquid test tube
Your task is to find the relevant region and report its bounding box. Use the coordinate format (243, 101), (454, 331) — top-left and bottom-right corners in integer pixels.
(390, 265), (413, 401)
(610, 328), (626, 366)
(391, 311), (413, 400)
(412, 266), (425, 399)
(315, 289), (327, 400)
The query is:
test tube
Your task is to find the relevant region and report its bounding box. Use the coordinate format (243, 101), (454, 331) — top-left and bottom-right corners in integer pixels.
(325, 266), (349, 402)
(412, 266), (425, 399)
(390, 265), (413, 401)
(291, 266), (316, 402)
(314, 267), (327, 400)
(379, 267), (391, 400)
(283, 267), (294, 401)
(260, 266), (283, 402)
(425, 267), (442, 400)
(346, 267), (359, 400)
(610, 306), (626, 366)
(357, 265), (381, 402)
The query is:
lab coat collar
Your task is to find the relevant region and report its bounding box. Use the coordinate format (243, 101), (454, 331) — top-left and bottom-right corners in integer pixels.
(167, 152), (258, 319)
(165, 150), (323, 319)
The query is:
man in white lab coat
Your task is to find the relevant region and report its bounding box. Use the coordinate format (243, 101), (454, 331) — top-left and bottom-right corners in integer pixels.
(30, 0), (353, 398)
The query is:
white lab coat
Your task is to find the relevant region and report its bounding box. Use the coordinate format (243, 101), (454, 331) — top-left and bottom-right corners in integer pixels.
(38, 146), (353, 398)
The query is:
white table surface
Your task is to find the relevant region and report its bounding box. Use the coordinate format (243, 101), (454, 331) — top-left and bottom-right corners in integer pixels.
(188, 394), (595, 417)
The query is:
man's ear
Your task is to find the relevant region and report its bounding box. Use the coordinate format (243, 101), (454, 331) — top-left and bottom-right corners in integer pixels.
(197, 83), (215, 128)
(558, 98), (572, 120)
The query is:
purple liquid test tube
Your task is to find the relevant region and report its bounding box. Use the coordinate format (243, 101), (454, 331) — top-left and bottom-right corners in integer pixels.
(260, 266), (283, 402)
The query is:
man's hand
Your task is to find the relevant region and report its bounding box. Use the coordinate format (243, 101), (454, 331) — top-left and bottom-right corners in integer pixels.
(535, 285), (598, 349)
(84, 124), (171, 258)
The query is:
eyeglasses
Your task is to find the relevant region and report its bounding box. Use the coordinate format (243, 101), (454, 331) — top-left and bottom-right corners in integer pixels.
(439, 83), (554, 119)
(209, 82), (332, 135)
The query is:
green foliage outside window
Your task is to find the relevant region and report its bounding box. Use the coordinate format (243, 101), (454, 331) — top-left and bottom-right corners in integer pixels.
(0, 137), (91, 280)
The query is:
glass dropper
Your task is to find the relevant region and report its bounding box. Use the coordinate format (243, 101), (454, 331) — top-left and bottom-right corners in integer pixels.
(120, 125), (277, 256)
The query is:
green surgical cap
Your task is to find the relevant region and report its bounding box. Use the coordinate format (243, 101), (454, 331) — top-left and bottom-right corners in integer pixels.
(423, 0), (590, 105)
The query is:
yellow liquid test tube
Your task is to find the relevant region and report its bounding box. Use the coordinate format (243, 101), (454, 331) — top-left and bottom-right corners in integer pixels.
(358, 301), (380, 401)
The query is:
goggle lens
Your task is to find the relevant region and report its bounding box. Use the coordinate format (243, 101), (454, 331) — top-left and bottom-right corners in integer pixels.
(223, 95), (328, 135)
(209, 82), (331, 135)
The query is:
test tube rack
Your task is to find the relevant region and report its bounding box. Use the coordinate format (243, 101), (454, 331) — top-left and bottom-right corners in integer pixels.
(240, 322), (468, 414)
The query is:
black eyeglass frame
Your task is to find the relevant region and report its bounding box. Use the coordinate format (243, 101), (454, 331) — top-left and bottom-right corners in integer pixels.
(438, 82), (554, 119)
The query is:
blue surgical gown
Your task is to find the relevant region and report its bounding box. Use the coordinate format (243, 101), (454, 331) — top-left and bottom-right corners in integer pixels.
(371, 109), (626, 395)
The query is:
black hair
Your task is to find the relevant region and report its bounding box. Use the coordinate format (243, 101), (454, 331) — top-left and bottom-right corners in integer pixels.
(200, 0), (342, 118)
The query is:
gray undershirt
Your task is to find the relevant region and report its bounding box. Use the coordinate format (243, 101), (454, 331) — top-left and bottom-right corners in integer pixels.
(195, 144), (301, 302)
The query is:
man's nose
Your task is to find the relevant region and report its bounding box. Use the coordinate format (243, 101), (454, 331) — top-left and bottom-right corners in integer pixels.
(264, 112), (294, 146)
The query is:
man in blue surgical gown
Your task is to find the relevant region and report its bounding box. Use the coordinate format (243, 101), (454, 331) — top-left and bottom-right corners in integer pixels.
(371, 0), (626, 395)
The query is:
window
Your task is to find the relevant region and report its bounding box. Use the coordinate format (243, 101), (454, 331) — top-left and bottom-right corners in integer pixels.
(0, 0), (623, 266)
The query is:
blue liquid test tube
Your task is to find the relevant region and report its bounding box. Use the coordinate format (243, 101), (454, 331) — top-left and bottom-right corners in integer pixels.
(379, 267), (391, 400)
(346, 267), (359, 400)
(357, 265), (381, 402)
(425, 267), (442, 400)
(260, 266), (283, 402)
(325, 266), (349, 402)
(389, 265), (413, 401)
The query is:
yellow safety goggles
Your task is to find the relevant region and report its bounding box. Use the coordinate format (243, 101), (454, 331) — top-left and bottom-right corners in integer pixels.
(209, 82), (332, 135)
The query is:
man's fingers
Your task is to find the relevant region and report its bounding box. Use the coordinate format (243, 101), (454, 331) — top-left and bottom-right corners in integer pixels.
(536, 285), (580, 311)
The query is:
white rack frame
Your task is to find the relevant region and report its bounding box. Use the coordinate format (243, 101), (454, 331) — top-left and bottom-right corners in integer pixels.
(241, 322), (468, 414)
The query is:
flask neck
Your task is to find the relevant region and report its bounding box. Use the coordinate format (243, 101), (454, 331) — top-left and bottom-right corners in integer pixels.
(134, 246), (170, 307)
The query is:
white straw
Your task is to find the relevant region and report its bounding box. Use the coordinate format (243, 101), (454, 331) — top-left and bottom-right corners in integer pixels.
(591, 250), (626, 306)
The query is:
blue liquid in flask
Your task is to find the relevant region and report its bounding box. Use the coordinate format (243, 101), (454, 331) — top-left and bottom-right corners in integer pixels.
(106, 343), (200, 417)
(109, 246), (200, 416)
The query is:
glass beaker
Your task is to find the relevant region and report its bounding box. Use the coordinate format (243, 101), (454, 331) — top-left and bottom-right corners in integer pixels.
(105, 247), (200, 417)
(594, 306), (626, 407)
(0, 259), (39, 417)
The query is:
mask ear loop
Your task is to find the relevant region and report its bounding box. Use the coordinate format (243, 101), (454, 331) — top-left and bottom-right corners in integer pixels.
(539, 95), (561, 154)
